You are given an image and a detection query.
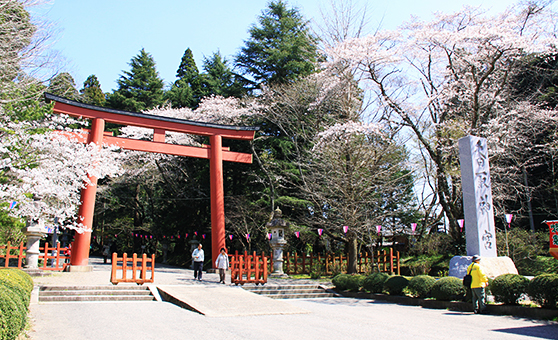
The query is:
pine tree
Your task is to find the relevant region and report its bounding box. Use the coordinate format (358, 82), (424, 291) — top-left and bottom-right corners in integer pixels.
(80, 75), (105, 106)
(107, 49), (164, 112)
(165, 48), (202, 108)
(202, 52), (246, 98)
(47, 72), (80, 100)
(235, 0), (319, 88)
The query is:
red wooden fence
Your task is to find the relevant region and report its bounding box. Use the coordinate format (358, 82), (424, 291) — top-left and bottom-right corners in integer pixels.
(279, 249), (400, 276)
(1, 241), (69, 271)
(230, 251), (268, 285)
(110, 253), (155, 285)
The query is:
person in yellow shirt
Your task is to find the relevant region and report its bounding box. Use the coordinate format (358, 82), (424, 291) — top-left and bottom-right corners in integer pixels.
(468, 255), (489, 314)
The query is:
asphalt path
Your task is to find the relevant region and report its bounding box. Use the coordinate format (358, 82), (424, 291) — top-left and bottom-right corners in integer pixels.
(27, 257), (558, 340)
(28, 296), (558, 340)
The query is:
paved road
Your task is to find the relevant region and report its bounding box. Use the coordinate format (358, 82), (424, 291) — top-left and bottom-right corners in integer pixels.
(27, 257), (558, 340)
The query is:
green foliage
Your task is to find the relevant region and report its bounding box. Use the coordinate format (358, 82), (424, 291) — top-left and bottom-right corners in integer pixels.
(309, 262), (324, 279)
(383, 275), (409, 296)
(333, 273), (363, 291)
(431, 276), (466, 301)
(201, 52), (247, 98)
(401, 255), (450, 276)
(362, 272), (389, 293)
(490, 274), (529, 305)
(332, 273), (350, 290)
(47, 72), (79, 100)
(0, 269), (33, 308)
(80, 75), (105, 106)
(235, 0), (318, 87)
(407, 275), (437, 298)
(528, 273), (558, 308)
(0, 269), (31, 340)
(107, 48), (164, 112)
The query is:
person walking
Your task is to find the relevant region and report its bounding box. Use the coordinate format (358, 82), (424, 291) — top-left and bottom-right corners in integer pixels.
(468, 255), (489, 314)
(102, 244), (110, 264)
(192, 243), (204, 281)
(215, 248), (229, 284)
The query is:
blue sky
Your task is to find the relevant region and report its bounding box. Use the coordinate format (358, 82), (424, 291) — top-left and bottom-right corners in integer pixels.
(32, 0), (516, 92)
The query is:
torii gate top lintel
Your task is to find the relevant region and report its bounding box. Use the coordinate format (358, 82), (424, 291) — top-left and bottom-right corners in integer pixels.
(44, 92), (258, 269)
(45, 92), (259, 140)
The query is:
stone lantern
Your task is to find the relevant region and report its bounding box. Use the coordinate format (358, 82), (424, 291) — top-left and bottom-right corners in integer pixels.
(267, 208), (289, 277)
(22, 195), (46, 269)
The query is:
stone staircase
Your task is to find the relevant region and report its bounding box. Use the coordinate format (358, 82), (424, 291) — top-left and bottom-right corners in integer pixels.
(38, 285), (157, 302)
(242, 284), (340, 299)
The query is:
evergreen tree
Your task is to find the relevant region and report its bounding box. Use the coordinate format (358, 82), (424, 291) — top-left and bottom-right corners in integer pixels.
(47, 72), (80, 100)
(80, 75), (105, 106)
(235, 0), (319, 88)
(165, 48), (202, 108)
(202, 51), (247, 98)
(107, 49), (164, 112)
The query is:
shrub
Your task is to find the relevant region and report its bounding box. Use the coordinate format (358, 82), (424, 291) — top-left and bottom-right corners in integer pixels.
(431, 276), (466, 301)
(384, 275), (409, 296)
(491, 274), (529, 305)
(345, 275), (364, 292)
(0, 288), (26, 340)
(407, 275), (437, 298)
(332, 274), (350, 290)
(528, 273), (558, 308)
(0, 269), (33, 308)
(362, 272), (389, 293)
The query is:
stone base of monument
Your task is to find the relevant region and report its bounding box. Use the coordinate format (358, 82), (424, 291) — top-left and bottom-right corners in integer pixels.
(68, 265), (93, 272)
(269, 272), (289, 278)
(449, 256), (518, 279)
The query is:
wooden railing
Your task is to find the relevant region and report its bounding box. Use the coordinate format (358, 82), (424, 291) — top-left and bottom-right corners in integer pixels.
(0, 241), (26, 269)
(0, 241), (69, 271)
(230, 251), (268, 285)
(110, 253), (155, 285)
(39, 242), (69, 271)
(279, 249), (400, 276)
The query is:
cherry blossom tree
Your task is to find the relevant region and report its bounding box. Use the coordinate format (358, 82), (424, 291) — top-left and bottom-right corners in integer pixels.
(326, 2), (558, 240)
(0, 113), (123, 233)
(301, 121), (413, 273)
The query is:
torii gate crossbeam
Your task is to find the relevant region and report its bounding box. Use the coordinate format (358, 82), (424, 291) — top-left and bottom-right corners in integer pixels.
(45, 93), (258, 270)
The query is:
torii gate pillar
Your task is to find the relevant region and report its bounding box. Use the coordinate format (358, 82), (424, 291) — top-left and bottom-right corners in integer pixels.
(210, 134), (226, 268)
(70, 118), (105, 270)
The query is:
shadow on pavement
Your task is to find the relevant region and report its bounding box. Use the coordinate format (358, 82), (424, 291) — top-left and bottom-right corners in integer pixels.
(492, 324), (558, 339)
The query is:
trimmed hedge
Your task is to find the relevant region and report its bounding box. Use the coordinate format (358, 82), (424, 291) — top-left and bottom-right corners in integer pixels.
(431, 276), (466, 301)
(362, 272), (389, 293)
(407, 275), (436, 298)
(384, 275), (409, 296)
(332, 274), (364, 292)
(490, 274), (529, 305)
(0, 269), (32, 340)
(528, 273), (558, 308)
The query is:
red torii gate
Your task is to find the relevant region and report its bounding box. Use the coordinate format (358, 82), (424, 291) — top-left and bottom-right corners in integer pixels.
(45, 93), (258, 270)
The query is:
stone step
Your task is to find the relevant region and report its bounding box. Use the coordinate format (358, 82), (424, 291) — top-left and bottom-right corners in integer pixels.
(39, 295), (156, 302)
(40, 289), (152, 297)
(38, 285), (155, 303)
(39, 285), (148, 291)
(243, 284), (339, 299)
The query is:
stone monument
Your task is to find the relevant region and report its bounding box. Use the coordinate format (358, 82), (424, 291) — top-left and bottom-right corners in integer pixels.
(22, 220), (46, 269)
(267, 208), (289, 277)
(449, 136), (517, 278)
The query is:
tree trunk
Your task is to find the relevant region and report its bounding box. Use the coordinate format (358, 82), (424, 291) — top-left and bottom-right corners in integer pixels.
(347, 232), (358, 274)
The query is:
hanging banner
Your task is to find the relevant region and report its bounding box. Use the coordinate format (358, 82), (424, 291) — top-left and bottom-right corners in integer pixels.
(268, 233), (272, 240)
(411, 223), (417, 233)
(457, 219), (464, 232)
(185, 233), (188, 239)
(295, 231), (300, 238)
(9, 201), (17, 209)
(343, 226), (348, 234)
(376, 225), (382, 235)
(544, 220), (558, 260)
(202, 234), (206, 239)
(318, 229), (323, 236)
(505, 214), (513, 227)
(246, 233), (250, 241)
(229, 235), (233, 240)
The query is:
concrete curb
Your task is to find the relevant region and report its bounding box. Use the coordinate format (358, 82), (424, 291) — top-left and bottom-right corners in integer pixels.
(338, 291), (558, 320)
